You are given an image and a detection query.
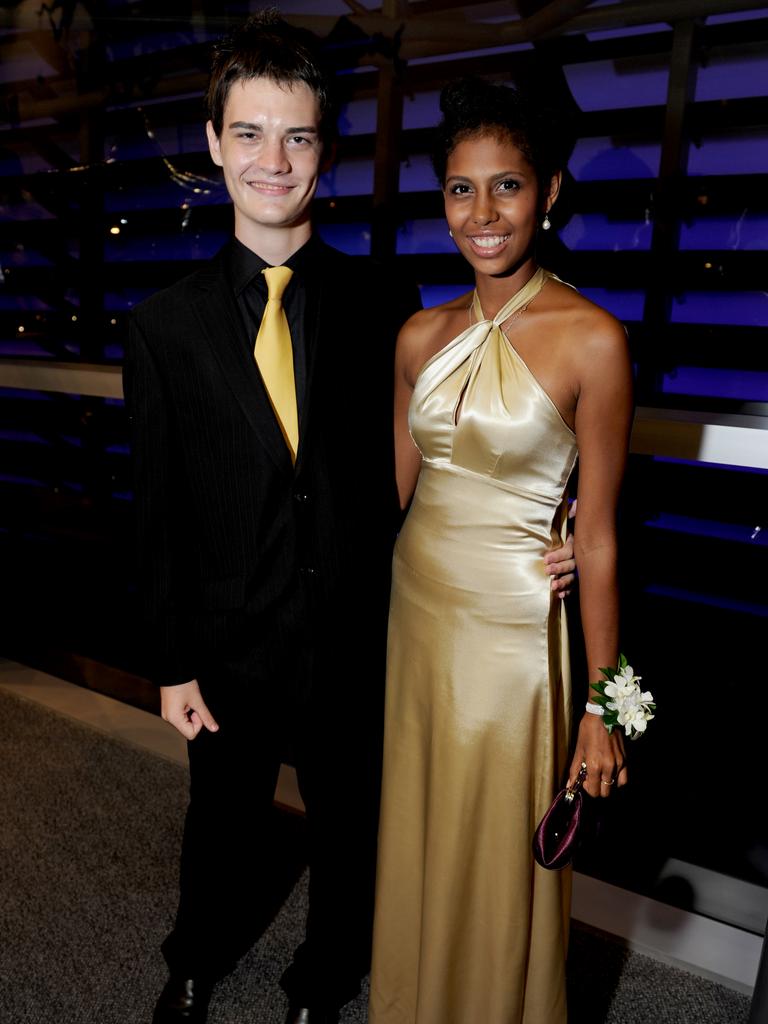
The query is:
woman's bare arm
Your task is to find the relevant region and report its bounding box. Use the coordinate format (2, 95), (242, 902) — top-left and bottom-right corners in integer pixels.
(393, 314), (431, 510)
(567, 311), (634, 797)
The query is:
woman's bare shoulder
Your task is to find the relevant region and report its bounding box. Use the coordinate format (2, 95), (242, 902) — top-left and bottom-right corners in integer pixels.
(401, 292), (471, 335)
(397, 292), (472, 361)
(547, 277), (627, 356)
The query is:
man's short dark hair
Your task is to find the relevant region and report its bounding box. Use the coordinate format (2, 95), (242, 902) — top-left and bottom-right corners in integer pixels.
(206, 9), (337, 145)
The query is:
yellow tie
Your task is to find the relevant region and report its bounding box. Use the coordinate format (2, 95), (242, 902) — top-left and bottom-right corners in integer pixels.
(254, 265), (299, 462)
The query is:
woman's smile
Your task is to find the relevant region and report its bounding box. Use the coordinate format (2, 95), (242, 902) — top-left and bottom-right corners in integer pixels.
(466, 232), (512, 256)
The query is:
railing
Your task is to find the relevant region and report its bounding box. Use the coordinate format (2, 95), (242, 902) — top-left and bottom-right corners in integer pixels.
(2, 357), (765, 469)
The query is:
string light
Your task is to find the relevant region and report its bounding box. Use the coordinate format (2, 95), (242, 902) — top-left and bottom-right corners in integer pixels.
(35, 107), (224, 207)
(138, 107), (223, 196)
(110, 226), (121, 235)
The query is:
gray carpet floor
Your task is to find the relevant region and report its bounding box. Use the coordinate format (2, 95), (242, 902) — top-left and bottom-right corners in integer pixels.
(0, 688), (751, 1024)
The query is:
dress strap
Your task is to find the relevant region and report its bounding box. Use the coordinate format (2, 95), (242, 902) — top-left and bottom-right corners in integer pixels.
(471, 267), (549, 327)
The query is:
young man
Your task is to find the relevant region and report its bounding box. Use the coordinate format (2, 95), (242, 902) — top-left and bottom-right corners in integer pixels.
(124, 13), (575, 1024)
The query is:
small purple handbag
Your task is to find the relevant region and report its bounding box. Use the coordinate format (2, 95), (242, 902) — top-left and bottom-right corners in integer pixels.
(533, 762), (589, 870)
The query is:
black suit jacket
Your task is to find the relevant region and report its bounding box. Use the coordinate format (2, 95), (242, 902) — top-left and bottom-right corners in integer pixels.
(123, 239), (420, 705)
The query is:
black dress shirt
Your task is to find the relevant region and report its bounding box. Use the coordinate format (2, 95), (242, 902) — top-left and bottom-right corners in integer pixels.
(227, 235), (321, 419)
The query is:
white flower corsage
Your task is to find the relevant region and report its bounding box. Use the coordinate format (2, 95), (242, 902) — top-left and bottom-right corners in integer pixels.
(590, 654), (655, 740)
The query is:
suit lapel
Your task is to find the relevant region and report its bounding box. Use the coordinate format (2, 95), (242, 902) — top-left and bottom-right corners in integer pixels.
(191, 252), (293, 475)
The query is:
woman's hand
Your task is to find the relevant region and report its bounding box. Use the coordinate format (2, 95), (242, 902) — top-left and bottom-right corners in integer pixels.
(568, 713), (627, 798)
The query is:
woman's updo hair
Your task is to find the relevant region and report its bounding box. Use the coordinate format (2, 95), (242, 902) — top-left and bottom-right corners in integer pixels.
(431, 76), (574, 192)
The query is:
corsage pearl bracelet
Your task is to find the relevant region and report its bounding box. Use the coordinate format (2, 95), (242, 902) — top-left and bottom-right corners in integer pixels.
(585, 655), (655, 741)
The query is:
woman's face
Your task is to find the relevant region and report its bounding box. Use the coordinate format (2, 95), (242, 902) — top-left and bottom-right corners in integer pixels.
(443, 132), (554, 278)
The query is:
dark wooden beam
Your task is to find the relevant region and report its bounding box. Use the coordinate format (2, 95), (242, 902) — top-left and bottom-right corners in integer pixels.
(3, 0), (768, 40)
(643, 15), (701, 362)
(6, 15), (765, 114)
(5, 7), (768, 123)
(371, 0), (408, 260)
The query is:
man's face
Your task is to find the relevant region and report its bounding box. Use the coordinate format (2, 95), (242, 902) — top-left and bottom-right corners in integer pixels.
(207, 76), (323, 250)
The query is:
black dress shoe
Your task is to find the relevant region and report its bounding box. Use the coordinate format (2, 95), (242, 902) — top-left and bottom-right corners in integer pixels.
(284, 1008), (340, 1024)
(152, 976), (213, 1023)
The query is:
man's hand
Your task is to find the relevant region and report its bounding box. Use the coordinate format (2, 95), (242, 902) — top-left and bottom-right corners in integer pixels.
(160, 680), (219, 740)
(544, 537), (576, 599)
(544, 499), (578, 599)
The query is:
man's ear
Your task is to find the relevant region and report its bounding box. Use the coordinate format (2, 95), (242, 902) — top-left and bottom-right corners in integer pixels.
(320, 137), (337, 175)
(206, 121), (223, 168)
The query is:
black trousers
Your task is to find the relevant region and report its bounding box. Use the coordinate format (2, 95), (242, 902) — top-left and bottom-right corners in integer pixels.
(161, 621), (386, 1011)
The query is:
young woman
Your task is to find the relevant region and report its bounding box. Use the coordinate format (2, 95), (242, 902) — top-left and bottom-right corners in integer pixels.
(369, 78), (633, 1023)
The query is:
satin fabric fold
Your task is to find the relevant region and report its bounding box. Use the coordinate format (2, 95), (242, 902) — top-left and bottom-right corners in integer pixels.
(370, 268), (577, 1024)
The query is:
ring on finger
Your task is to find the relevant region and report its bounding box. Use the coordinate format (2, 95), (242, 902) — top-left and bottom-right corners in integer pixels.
(600, 778), (615, 786)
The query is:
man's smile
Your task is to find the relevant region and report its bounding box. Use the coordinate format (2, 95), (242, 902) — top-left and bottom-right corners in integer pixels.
(245, 180), (294, 193)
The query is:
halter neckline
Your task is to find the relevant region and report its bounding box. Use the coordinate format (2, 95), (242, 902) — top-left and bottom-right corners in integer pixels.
(471, 267), (548, 327)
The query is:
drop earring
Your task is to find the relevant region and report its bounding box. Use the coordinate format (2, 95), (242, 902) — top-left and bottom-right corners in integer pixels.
(448, 229), (454, 238)
(542, 213), (551, 231)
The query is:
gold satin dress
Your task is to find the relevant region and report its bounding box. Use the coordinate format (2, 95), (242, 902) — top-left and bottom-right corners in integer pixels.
(370, 269), (577, 1024)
